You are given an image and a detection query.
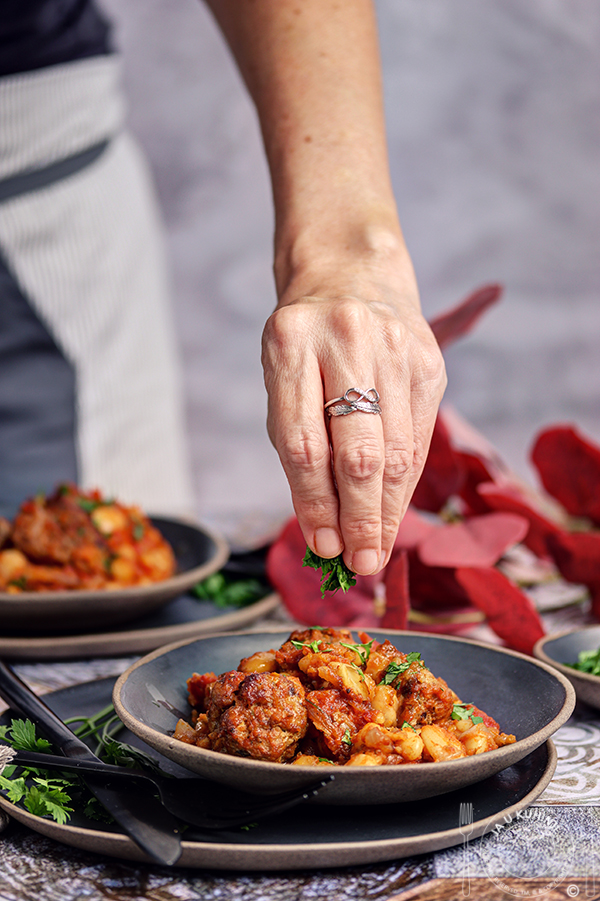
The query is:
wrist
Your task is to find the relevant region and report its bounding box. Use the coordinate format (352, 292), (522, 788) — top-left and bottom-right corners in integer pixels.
(273, 217), (421, 312)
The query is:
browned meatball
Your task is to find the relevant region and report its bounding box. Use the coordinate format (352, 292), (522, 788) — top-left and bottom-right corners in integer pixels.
(206, 671), (246, 732)
(209, 672), (307, 762)
(395, 662), (458, 726)
(305, 688), (373, 762)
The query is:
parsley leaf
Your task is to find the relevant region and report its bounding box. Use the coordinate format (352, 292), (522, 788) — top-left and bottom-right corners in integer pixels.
(302, 547), (357, 597)
(76, 497), (103, 513)
(24, 781), (74, 825)
(291, 638), (325, 653)
(451, 704), (472, 721)
(340, 640), (374, 665)
(568, 648), (600, 676)
(0, 707), (162, 826)
(380, 653), (422, 685)
(451, 703), (483, 725)
(192, 572), (267, 609)
(6, 719), (52, 752)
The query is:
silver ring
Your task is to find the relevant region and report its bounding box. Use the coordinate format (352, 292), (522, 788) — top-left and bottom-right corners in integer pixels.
(324, 387), (381, 417)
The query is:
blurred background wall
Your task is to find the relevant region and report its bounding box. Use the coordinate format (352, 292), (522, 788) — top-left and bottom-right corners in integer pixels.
(98, 0), (600, 545)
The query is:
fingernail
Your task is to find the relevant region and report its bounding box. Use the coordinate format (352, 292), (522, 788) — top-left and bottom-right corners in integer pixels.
(314, 528), (343, 558)
(352, 549), (380, 575)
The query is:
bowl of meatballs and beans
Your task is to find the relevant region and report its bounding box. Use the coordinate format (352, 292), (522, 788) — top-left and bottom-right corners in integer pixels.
(113, 625), (575, 806)
(0, 483), (228, 633)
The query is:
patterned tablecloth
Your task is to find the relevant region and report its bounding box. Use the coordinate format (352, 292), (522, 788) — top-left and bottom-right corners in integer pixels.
(0, 614), (599, 901)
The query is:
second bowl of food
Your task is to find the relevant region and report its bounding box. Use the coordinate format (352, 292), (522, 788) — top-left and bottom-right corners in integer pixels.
(534, 625), (600, 712)
(113, 627), (574, 805)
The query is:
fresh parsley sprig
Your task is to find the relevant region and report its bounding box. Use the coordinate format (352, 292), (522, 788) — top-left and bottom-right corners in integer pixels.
(567, 647), (600, 676)
(451, 703), (484, 725)
(0, 705), (162, 825)
(340, 639), (374, 665)
(302, 547), (357, 597)
(192, 572), (267, 609)
(380, 652), (423, 685)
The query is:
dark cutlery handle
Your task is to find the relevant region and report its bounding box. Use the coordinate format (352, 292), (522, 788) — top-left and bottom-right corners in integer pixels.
(0, 661), (183, 865)
(9, 749), (150, 782)
(0, 659), (98, 760)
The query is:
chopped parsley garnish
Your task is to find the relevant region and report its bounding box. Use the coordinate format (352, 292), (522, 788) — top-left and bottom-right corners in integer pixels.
(567, 648), (600, 677)
(451, 704), (483, 725)
(8, 577), (28, 590)
(381, 652), (423, 685)
(302, 547), (357, 597)
(291, 638), (327, 653)
(340, 640), (374, 665)
(401, 721), (417, 731)
(76, 497), (103, 513)
(341, 728), (353, 747)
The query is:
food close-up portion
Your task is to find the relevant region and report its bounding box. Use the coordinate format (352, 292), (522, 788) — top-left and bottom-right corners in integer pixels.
(174, 628), (516, 766)
(0, 484), (176, 593)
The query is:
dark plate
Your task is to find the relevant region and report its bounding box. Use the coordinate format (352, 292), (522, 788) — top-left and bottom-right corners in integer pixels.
(113, 628), (574, 806)
(0, 677), (557, 871)
(534, 625), (600, 712)
(0, 518), (229, 633)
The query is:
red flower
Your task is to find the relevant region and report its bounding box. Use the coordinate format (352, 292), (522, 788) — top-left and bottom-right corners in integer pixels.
(531, 425), (600, 526)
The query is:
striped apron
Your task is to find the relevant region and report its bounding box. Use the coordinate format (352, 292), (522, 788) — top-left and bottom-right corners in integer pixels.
(0, 55), (194, 519)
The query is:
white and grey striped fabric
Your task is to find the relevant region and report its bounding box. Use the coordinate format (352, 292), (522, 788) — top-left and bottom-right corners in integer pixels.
(0, 56), (195, 518)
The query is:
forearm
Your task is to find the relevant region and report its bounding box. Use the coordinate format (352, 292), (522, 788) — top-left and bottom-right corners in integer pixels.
(203, 0), (415, 304)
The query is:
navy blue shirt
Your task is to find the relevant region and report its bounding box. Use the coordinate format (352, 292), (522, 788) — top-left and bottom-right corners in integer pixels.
(0, 0), (113, 77)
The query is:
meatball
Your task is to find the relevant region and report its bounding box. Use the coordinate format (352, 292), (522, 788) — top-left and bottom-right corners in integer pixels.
(396, 662), (458, 726)
(208, 671), (307, 762)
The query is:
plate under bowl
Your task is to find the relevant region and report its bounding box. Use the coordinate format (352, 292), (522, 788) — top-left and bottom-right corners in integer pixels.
(534, 625), (600, 712)
(0, 517), (228, 633)
(113, 628), (575, 806)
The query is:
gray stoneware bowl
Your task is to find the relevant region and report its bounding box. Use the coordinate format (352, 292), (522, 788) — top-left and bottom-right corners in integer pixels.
(534, 625), (600, 712)
(0, 518), (228, 633)
(113, 628), (575, 806)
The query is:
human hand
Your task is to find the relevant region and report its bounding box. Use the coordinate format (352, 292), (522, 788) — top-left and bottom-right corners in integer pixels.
(261, 253), (446, 576)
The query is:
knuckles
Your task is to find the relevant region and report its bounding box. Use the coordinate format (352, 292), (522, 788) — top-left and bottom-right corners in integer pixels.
(334, 439), (385, 483)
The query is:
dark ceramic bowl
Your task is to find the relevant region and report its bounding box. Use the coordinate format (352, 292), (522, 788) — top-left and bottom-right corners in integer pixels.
(0, 518), (228, 633)
(114, 628), (575, 806)
(534, 625), (600, 712)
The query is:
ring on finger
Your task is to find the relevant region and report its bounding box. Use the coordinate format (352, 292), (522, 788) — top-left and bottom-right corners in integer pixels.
(324, 387), (381, 417)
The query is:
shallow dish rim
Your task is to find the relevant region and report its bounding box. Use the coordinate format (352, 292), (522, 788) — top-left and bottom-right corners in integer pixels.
(534, 625), (600, 688)
(113, 626), (575, 791)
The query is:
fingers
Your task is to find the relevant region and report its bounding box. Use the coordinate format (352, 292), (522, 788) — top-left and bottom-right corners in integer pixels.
(328, 388), (406, 575)
(262, 297), (446, 577)
(262, 306), (344, 560)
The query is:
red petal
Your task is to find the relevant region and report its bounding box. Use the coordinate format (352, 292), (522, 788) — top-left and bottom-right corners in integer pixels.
(417, 512), (529, 569)
(429, 284), (503, 350)
(477, 481), (563, 559)
(545, 529), (600, 587)
(454, 567), (545, 654)
(407, 551), (472, 610)
(265, 518), (379, 627)
(395, 506), (437, 549)
(411, 415), (465, 513)
(455, 451), (496, 514)
(381, 549), (410, 629)
(531, 425), (600, 525)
